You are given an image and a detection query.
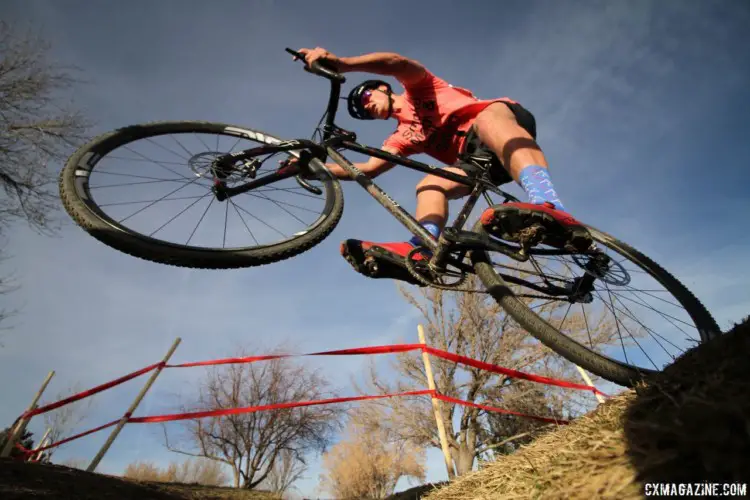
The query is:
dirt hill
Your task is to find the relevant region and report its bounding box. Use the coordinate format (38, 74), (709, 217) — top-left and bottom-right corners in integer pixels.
(421, 316), (750, 499)
(0, 459), (281, 500)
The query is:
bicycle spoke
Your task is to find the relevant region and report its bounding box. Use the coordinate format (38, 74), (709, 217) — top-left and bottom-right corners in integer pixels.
(223, 199), (229, 248)
(122, 144), (192, 180)
(91, 179), (208, 190)
(581, 304), (594, 348)
(607, 291), (696, 352)
(194, 133), (212, 152)
(108, 156), (187, 166)
(229, 199), (259, 245)
(530, 299), (556, 310)
(596, 287), (657, 368)
(91, 170), (204, 184)
(232, 203), (287, 238)
(557, 301), (574, 333)
(246, 192), (310, 226)
(227, 135), (242, 152)
(170, 134), (196, 159)
(144, 137), (190, 162)
(607, 290), (683, 355)
(614, 284), (684, 309)
(100, 194), (208, 207)
(149, 193), (213, 237)
(118, 176), (204, 224)
(603, 289), (695, 330)
(186, 196), (215, 245)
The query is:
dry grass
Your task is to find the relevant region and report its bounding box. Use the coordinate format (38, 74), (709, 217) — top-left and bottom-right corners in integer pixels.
(422, 316), (750, 500)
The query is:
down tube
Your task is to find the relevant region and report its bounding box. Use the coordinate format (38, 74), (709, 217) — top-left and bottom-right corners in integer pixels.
(326, 147), (438, 252)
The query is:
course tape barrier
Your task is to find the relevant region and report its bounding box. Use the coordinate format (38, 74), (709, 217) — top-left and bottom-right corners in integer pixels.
(165, 344), (608, 397)
(13, 341), (598, 456)
(21, 363), (164, 419)
(15, 389), (569, 458)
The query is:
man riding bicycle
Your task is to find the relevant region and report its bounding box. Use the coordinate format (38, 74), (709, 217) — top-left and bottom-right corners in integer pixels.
(295, 47), (592, 286)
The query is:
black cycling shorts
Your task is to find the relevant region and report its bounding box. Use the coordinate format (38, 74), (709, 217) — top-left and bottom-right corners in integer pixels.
(455, 101), (537, 186)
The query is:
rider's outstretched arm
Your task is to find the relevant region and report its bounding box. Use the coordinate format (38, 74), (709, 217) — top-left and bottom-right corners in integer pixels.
(323, 146), (400, 180)
(337, 52), (426, 85)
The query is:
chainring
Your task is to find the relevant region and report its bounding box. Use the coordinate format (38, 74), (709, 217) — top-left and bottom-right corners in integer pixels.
(404, 246), (472, 291)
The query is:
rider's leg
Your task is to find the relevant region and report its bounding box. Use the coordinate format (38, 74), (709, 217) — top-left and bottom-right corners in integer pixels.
(407, 168), (471, 246)
(472, 102), (565, 210)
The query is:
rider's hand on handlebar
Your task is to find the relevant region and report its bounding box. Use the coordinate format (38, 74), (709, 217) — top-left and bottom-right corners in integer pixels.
(279, 157), (315, 180)
(293, 47), (343, 72)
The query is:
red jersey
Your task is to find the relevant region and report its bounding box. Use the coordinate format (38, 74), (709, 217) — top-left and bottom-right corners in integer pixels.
(382, 70), (515, 165)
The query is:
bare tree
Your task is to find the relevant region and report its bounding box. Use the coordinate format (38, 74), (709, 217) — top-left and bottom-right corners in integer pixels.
(259, 448), (307, 496)
(319, 404), (426, 499)
(0, 21), (89, 337)
(352, 275), (623, 476)
(163, 350), (344, 489)
(0, 20), (89, 235)
(41, 383), (94, 460)
(0, 249), (19, 337)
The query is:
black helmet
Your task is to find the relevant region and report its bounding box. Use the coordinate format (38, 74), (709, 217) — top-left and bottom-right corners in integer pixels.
(347, 79), (393, 120)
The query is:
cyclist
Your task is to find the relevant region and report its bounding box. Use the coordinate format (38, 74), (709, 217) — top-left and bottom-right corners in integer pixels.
(295, 47), (592, 286)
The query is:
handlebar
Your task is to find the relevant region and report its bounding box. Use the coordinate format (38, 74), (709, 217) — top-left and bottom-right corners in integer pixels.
(285, 48), (346, 83)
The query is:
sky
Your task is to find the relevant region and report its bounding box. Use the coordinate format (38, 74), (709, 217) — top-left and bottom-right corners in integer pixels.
(1, 0), (749, 497)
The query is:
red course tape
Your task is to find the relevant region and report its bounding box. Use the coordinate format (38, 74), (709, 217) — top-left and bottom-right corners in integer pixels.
(13, 341), (604, 453)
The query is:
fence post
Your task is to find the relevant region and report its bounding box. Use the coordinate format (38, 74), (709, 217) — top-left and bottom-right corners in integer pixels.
(1, 370), (55, 457)
(575, 365), (605, 404)
(30, 427), (53, 462)
(86, 337), (181, 472)
(417, 324), (456, 480)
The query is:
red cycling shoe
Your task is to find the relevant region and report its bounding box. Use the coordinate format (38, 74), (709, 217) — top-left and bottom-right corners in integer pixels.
(479, 202), (593, 252)
(339, 240), (427, 286)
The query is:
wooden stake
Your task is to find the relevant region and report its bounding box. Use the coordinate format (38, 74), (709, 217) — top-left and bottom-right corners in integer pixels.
(86, 337), (181, 472)
(418, 324), (456, 480)
(31, 427), (53, 462)
(575, 365), (605, 404)
(1, 370), (55, 457)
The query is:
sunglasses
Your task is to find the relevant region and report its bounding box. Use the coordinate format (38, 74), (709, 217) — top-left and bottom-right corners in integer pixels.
(361, 89), (375, 107)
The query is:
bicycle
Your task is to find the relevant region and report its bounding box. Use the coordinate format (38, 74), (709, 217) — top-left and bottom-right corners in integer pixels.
(59, 48), (721, 388)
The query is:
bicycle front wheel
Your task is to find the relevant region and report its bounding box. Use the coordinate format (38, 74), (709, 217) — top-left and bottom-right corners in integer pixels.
(60, 121), (344, 269)
(471, 219), (721, 387)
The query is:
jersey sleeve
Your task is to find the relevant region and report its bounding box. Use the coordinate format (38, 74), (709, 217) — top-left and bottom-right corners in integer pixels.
(382, 130), (420, 158)
(401, 69), (451, 93)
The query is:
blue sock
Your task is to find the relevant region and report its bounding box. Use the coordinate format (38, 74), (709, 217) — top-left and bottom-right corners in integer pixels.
(409, 222), (441, 247)
(518, 165), (565, 211)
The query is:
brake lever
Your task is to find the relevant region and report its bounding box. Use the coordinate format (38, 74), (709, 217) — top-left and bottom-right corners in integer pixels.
(295, 174), (323, 196)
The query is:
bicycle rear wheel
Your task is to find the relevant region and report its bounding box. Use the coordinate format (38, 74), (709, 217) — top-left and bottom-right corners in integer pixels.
(471, 218), (721, 387)
(60, 121), (344, 269)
